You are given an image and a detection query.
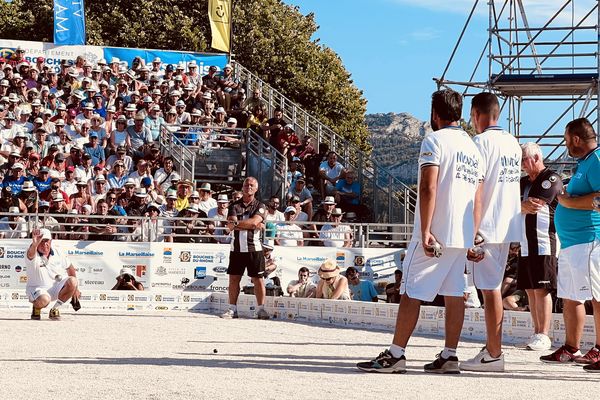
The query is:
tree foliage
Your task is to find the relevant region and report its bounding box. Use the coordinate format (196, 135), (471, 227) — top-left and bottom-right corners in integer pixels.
(0, 0), (370, 150)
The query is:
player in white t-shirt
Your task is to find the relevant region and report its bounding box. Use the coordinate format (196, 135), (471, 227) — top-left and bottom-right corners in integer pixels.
(357, 89), (484, 374)
(460, 92), (523, 372)
(26, 228), (80, 321)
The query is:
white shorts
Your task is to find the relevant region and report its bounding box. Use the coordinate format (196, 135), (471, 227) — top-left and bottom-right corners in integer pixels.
(26, 277), (71, 303)
(400, 241), (467, 302)
(467, 243), (510, 290)
(557, 240), (600, 302)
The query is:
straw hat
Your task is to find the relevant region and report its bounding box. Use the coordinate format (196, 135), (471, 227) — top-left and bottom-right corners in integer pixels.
(318, 259), (340, 279)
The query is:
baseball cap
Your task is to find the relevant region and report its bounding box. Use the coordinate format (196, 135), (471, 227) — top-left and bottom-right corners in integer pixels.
(284, 206), (296, 214)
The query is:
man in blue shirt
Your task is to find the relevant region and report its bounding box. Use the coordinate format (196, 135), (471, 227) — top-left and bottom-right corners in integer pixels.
(346, 266), (378, 302)
(2, 163), (27, 195)
(32, 167), (52, 192)
(83, 133), (105, 167)
(335, 169), (361, 207)
(540, 118), (600, 372)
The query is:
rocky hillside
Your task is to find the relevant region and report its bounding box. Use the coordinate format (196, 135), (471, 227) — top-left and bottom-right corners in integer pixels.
(367, 112), (431, 184)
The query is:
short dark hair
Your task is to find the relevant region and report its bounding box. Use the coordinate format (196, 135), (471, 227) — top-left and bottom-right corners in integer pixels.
(431, 89), (462, 123)
(274, 106), (283, 113)
(566, 118), (597, 141)
(298, 267), (310, 274)
(345, 266), (358, 276)
(471, 92), (499, 117)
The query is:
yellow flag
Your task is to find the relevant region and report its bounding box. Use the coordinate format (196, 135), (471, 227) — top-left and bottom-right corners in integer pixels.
(208, 0), (232, 53)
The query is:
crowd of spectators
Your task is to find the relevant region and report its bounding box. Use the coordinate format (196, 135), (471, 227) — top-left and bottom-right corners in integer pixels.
(0, 48), (373, 242)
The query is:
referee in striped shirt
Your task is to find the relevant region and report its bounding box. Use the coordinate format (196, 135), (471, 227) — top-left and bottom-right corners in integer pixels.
(519, 142), (563, 351)
(220, 177), (270, 320)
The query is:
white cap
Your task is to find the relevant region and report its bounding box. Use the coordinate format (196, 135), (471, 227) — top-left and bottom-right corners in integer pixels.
(284, 206), (297, 214)
(40, 228), (52, 240)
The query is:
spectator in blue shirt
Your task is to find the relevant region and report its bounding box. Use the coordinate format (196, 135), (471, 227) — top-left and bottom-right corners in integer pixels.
(144, 104), (164, 141)
(335, 169), (360, 207)
(32, 167), (52, 192)
(346, 266), (378, 302)
(83, 133), (105, 166)
(2, 163), (27, 195)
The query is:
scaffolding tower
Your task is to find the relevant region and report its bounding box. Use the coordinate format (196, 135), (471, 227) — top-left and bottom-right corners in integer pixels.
(435, 0), (599, 173)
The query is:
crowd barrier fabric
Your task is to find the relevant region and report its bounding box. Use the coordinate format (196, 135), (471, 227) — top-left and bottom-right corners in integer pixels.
(0, 39), (228, 75)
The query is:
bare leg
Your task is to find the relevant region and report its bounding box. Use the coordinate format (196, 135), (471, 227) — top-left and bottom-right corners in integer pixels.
(593, 300), (600, 345)
(526, 289), (539, 333)
(533, 289), (552, 335)
(482, 289), (503, 357)
(32, 294), (51, 309)
(57, 277), (78, 302)
(391, 293), (421, 348)
(563, 299), (585, 349)
(251, 276), (266, 306)
(228, 275), (242, 305)
(444, 296), (465, 349)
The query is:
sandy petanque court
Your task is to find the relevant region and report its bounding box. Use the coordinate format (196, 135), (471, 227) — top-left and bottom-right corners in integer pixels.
(0, 309), (597, 400)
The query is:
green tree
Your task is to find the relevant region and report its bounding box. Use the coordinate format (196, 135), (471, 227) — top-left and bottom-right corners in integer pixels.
(0, 0), (370, 150)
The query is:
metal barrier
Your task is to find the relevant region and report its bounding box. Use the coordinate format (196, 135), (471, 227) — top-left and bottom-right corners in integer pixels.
(246, 129), (288, 200)
(0, 212), (413, 248)
(159, 124), (246, 186)
(234, 62), (418, 224)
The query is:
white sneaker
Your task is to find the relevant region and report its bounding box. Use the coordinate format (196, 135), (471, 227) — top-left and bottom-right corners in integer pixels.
(220, 308), (238, 319)
(460, 347), (505, 372)
(526, 334), (552, 351)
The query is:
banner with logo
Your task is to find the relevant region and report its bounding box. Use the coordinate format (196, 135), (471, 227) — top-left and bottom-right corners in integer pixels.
(0, 240), (401, 295)
(0, 39), (228, 75)
(208, 0), (232, 53)
(53, 0), (86, 45)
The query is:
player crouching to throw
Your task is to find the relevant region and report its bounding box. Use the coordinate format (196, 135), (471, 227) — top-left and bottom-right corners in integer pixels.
(26, 228), (80, 321)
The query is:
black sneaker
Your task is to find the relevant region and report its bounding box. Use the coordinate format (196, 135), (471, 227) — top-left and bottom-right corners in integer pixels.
(424, 353), (460, 374)
(357, 349), (406, 374)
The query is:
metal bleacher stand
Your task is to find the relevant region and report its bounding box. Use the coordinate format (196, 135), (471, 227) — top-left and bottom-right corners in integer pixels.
(158, 124), (287, 199)
(434, 0), (600, 174)
(233, 63), (417, 225)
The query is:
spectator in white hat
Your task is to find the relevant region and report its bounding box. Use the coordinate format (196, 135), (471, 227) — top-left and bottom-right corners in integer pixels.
(144, 104), (164, 141)
(197, 182), (217, 215)
(276, 206), (304, 247)
(217, 63), (239, 111)
(207, 194), (231, 244)
(319, 208), (353, 248)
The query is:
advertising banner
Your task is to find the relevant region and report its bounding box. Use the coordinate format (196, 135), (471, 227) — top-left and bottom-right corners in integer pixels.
(208, 0), (232, 53)
(0, 240), (402, 295)
(0, 39), (228, 75)
(53, 0), (86, 45)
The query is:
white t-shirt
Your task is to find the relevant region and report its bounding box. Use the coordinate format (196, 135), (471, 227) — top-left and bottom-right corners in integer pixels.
(25, 246), (70, 289)
(319, 223), (351, 247)
(473, 128), (523, 243)
(411, 127), (483, 249)
(319, 161), (345, 187)
(277, 224), (303, 246)
(198, 198), (218, 215)
(266, 210), (284, 222)
(0, 217), (28, 238)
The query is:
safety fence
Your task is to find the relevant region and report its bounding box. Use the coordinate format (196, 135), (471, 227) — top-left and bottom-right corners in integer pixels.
(0, 212), (413, 247)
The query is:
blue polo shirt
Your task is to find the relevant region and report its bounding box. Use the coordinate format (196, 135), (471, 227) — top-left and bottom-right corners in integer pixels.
(348, 280), (378, 302)
(554, 147), (600, 249)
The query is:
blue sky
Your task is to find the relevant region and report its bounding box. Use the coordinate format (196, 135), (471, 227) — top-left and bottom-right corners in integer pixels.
(284, 0), (598, 133)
